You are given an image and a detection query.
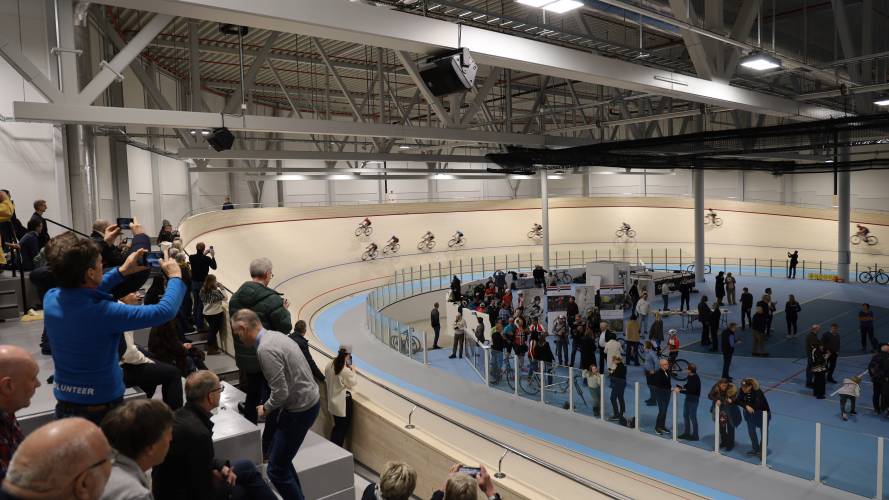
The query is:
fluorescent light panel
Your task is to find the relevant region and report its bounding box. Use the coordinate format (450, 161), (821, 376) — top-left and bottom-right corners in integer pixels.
(876, 98), (889, 106)
(740, 52), (781, 71)
(542, 0), (583, 13)
(516, 0), (554, 6)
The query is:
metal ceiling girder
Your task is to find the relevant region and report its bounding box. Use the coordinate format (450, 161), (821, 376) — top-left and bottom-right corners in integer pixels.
(397, 50), (453, 127)
(668, 0), (718, 81)
(223, 31), (281, 115)
(12, 102), (588, 147)
(0, 37), (66, 103)
(89, 0), (841, 120)
(177, 149), (489, 163)
(78, 13), (173, 105)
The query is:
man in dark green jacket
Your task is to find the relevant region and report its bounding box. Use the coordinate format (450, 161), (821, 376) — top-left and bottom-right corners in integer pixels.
(229, 257), (291, 433)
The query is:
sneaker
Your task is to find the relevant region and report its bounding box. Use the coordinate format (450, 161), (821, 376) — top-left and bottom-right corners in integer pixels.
(746, 449), (759, 456)
(841, 413), (848, 421)
(448, 355), (456, 359)
(607, 415), (620, 422)
(850, 410), (857, 415)
(655, 428), (665, 435)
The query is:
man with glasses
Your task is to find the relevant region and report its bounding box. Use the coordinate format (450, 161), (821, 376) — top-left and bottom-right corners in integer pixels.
(0, 417), (112, 499)
(152, 370), (276, 500)
(229, 258), (292, 427)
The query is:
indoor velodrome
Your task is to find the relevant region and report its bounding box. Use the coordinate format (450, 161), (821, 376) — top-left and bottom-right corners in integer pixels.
(3, 1), (889, 499)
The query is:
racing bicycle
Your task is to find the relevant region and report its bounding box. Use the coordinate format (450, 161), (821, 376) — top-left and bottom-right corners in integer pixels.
(361, 246), (379, 261)
(615, 225), (636, 238)
(528, 225), (543, 239)
(382, 241), (401, 255)
(355, 222), (373, 237)
(417, 237), (436, 251)
(390, 329), (422, 355)
(448, 233), (466, 248)
(704, 214), (723, 226)
(686, 263), (712, 275)
(851, 233), (879, 246)
(519, 364), (588, 406)
(858, 266), (889, 285)
(659, 351), (690, 381)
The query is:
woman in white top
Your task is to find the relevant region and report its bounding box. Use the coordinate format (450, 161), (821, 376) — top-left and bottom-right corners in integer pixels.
(325, 345), (358, 447)
(199, 274), (226, 355)
(450, 313), (467, 359)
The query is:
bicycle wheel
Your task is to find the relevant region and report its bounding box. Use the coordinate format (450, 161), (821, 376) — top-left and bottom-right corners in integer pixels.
(528, 230), (537, 239)
(714, 218), (723, 227)
(354, 227), (364, 237)
(361, 250), (371, 261)
(410, 336), (421, 354)
(851, 234), (861, 245)
(448, 238), (457, 248)
(876, 272), (889, 285)
(867, 235), (879, 246)
(417, 241), (427, 251)
(858, 271), (873, 284)
(389, 335), (399, 351)
(686, 264), (695, 272)
(520, 373), (540, 394)
(505, 366), (515, 390)
(627, 229), (637, 238)
(703, 217), (710, 225)
(365, 226), (373, 236)
(428, 239), (436, 250)
(670, 359), (690, 381)
(615, 229), (624, 238)
(393, 243), (400, 253)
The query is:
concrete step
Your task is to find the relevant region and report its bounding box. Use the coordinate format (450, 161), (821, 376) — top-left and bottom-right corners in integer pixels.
(212, 381), (262, 464)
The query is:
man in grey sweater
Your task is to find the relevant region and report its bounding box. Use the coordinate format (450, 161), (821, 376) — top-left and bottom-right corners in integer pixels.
(232, 309), (320, 500)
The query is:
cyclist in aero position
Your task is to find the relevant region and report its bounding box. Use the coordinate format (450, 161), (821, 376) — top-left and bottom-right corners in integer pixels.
(454, 230), (464, 244)
(364, 242), (378, 259)
(622, 222), (631, 232)
(707, 208), (718, 223)
(360, 217), (371, 228)
(388, 235), (399, 246)
(857, 224), (871, 238)
(422, 231), (434, 242)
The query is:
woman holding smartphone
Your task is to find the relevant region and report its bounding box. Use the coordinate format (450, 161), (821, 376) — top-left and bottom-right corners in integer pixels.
(325, 345), (358, 447)
(199, 274), (226, 355)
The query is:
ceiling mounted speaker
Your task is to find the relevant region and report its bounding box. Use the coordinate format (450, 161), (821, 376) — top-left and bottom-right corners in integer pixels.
(218, 24), (249, 36)
(418, 48), (477, 97)
(206, 127), (234, 152)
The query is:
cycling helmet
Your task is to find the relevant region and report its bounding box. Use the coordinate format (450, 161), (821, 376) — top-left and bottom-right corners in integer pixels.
(668, 329), (678, 336)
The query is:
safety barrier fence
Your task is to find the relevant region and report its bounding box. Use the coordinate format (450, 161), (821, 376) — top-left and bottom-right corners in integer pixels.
(364, 250), (889, 498)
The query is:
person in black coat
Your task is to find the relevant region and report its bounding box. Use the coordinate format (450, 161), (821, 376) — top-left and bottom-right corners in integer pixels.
(28, 199), (49, 249)
(751, 306), (769, 357)
(698, 296), (712, 347)
(677, 364), (701, 441)
(737, 378), (771, 455)
(714, 271), (725, 306)
(740, 287), (754, 329)
(450, 275), (461, 302)
(609, 356), (627, 425)
(289, 320), (325, 382)
(709, 305), (721, 352)
(153, 371), (276, 500)
(821, 323), (841, 384)
(787, 250), (799, 279)
(580, 328), (598, 373)
(652, 359), (672, 434)
(721, 324), (737, 380)
(15, 219), (41, 271)
(532, 265), (546, 288)
(784, 294), (802, 337)
(678, 281), (692, 312)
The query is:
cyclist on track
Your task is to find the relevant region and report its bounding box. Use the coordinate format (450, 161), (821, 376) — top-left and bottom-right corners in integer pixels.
(365, 242), (378, 256)
(422, 230), (434, 241)
(360, 217), (371, 228)
(532, 223), (543, 233)
(707, 208), (718, 223)
(621, 222), (631, 232)
(388, 235), (399, 246)
(857, 224), (870, 237)
(454, 230), (464, 243)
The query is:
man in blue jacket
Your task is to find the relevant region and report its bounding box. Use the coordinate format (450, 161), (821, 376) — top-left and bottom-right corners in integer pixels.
(43, 234), (187, 424)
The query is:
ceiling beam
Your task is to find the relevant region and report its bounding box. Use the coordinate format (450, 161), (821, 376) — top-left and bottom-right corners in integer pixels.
(223, 32), (280, 114)
(0, 37), (65, 103)
(90, 0), (842, 120)
(13, 101), (588, 147)
(177, 149), (489, 163)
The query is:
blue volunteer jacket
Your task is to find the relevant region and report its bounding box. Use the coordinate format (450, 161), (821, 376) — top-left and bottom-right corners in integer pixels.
(44, 268), (186, 404)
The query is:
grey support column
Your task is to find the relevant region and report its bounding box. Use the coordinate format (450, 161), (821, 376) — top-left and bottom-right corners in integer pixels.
(837, 147), (851, 281)
(541, 171), (550, 269)
(693, 169), (705, 283)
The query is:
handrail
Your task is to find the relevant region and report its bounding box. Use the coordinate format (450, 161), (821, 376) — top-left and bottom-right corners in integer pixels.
(305, 341), (631, 500)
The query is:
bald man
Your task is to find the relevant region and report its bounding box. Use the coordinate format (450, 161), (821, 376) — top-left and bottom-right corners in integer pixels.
(1, 417), (112, 499)
(0, 346), (40, 481)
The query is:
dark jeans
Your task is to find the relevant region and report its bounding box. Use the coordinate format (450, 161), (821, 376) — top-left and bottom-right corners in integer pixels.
(862, 326), (878, 351)
(122, 360), (183, 409)
(192, 281), (205, 329)
(788, 264), (797, 279)
(655, 393), (670, 430)
(683, 396), (699, 437)
(570, 338), (583, 367)
(205, 312), (225, 349)
(874, 381), (884, 413)
(266, 402), (321, 500)
(765, 314), (773, 336)
(243, 371), (269, 425)
(626, 342), (639, 365)
(745, 412), (767, 452)
(598, 347), (606, 372)
(700, 323), (710, 345)
(662, 294), (669, 310)
(451, 334), (465, 358)
(741, 307), (752, 329)
(722, 353), (732, 379)
(555, 338), (569, 365)
(813, 371), (826, 398)
(826, 352), (838, 381)
(55, 398), (123, 426)
(610, 383), (626, 418)
(805, 359), (813, 386)
(432, 325), (440, 347)
(330, 394), (353, 447)
(786, 316), (798, 336)
(644, 373), (655, 403)
(680, 294), (690, 311)
(709, 325), (719, 351)
(229, 459), (278, 500)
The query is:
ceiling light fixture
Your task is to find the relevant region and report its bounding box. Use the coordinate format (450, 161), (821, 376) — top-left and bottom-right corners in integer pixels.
(399, 145), (411, 149)
(739, 51), (782, 71)
(875, 98), (889, 106)
(432, 173), (456, 180)
(517, 0), (582, 14)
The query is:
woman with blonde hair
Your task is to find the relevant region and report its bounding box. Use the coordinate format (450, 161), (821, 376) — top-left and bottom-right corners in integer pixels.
(199, 274), (226, 354)
(361, 461), (416, 500)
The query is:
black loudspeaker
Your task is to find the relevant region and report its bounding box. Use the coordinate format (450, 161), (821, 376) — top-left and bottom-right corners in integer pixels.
(418, 48), (477, 97)
(206, 127), (234, 152)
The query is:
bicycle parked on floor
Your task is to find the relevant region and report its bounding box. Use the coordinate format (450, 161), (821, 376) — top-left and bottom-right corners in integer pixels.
(519, 364), (588, 406)
(490, 353), (516, 390)
(658, 350), (690, 381)
(858, 266), (889, 285)
(390, 329), (421, 355)
(686, 263), (712, 275)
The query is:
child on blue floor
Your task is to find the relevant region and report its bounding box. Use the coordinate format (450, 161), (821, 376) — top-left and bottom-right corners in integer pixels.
(837, 375), (861, 421)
